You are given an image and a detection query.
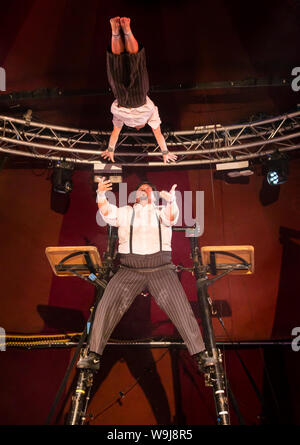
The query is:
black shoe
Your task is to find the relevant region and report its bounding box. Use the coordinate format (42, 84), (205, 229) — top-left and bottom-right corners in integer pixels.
(77, 352), (101, 371)
(194, 350), (218, 373)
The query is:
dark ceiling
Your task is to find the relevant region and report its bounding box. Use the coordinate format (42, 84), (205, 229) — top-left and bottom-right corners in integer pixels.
(0, 0), (299, 132)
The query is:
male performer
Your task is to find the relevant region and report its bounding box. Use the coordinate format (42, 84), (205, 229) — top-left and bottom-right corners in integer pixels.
(77, 178), (216, 373)
(100, 17), (177, 165)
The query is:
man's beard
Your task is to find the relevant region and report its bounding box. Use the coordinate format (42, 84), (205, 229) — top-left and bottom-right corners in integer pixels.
(139, 194), (148, 201)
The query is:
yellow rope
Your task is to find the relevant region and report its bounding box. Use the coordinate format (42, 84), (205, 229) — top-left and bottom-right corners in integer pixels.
(2, 333), (168, 348)
(2, 332), (83, 348)
(4, 333), (82, 339)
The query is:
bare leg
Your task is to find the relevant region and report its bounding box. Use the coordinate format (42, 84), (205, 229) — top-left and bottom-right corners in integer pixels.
(110, 16), (124, 55)
(120, 17), (139, 54)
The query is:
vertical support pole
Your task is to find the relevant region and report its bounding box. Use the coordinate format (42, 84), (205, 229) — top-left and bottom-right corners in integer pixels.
(66, 227), (117, 425)
(65, 285), (103, 425)
(66, 370), (94, 425)
(197, 279), (230, 425)
(189, 235), (230, 425)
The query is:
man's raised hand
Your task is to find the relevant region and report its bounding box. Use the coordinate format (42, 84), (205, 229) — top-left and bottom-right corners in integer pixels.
(159, 184), (177, 202)
(96, 177), (113, 193)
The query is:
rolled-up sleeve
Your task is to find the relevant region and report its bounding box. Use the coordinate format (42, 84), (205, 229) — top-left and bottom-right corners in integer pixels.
(159, 201), (179, 227)
(100, 203), (119, 226)
(147, 106), (162, 130)
(112, 114), (124, 129)
(100, 204), (132, 227)
(111, 102), (124, 129)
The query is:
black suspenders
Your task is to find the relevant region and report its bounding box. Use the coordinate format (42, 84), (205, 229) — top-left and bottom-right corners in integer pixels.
(129, 206), (162, 254)
(129, 208), (135, 254)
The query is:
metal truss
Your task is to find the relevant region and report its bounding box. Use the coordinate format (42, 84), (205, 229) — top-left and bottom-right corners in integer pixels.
(0, 110), (300, 167)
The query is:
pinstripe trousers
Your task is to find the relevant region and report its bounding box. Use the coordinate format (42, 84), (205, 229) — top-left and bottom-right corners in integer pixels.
(89, 251), (205, 356)
(106, 46), (150, 108)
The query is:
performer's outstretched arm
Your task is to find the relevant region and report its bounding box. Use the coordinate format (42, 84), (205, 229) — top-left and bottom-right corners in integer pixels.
(100, 126), (122, 163)
(152, 126), (177, 165)
(97, 178), (118, 222)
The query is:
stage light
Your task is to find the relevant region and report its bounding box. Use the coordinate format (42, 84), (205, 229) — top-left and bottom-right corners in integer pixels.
(51, 161), (74, 194)
(265, 154), (289, 186)
(267, 171), (279, 185)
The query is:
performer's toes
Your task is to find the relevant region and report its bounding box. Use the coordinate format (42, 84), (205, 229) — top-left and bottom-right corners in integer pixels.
(110, 16), (121, 34)
(120, 17), (131, 34)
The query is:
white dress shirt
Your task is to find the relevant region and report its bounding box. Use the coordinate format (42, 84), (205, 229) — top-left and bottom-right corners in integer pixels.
(99, 202), (179, 255)
(111, 96), (161, 130)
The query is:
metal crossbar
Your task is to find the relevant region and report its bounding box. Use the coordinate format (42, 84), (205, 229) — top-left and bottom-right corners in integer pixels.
(0, 111), (299, 166)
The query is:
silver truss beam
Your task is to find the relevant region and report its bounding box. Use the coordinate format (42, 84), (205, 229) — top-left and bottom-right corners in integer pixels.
(0, 111), (299, 166)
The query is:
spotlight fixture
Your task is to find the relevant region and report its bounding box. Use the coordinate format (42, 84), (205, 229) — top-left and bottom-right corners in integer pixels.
(264, 154), (289, 186)
(51, 161), (74, 194)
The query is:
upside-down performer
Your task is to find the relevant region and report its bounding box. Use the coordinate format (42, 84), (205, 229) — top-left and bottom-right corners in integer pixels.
(100, 17), (177, 165)
(77, 178), (216, 372)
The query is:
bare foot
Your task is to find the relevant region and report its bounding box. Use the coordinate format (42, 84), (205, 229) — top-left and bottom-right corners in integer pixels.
(120, 17), (131, 34)
(110, 16), (121, 35)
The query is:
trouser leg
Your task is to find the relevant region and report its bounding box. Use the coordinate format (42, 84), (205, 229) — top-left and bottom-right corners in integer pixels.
(89, 268), (147, 355)
(106, 46), (149, 108)
(147, 269), (205, 355)
(106, 49), (129, 105)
